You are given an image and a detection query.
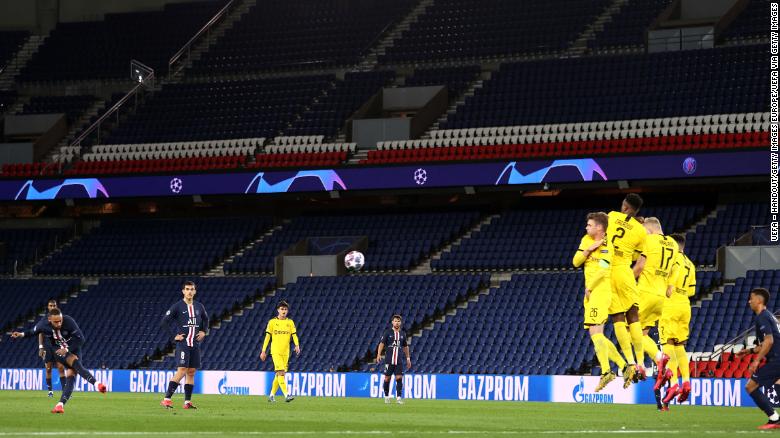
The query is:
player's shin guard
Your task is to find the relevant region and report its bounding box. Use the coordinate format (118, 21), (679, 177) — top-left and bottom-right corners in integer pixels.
(383, 379), (390, 397)
(628, 322), (644, 366)
(642, 335), (659, 366)
(396, 378), (403, 398)
(662, 344), (678, 382)
(750, 387), (778, 418)
(165, 381), (180, 399)
(277, 375), (288, 397)
(674, 344), (690, 382)
(184, 384), (193, 402)
(590, 334), (611, 372)
(69, 359), (96, 385)
(613, 321), (635, 364)
(59, 376), (75, 404)
(46, 377), (53, 392)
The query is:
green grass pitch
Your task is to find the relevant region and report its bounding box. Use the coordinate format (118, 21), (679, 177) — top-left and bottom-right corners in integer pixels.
(0, 391), (770, 437)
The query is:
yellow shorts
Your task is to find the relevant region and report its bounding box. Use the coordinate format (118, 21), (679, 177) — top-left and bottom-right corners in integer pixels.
(638, 291), (664, 328)
(272, 352), (289, 372)
(659, 301), (691, 344)
(608, 266), (639, 314)
(583, 283), (611, 328)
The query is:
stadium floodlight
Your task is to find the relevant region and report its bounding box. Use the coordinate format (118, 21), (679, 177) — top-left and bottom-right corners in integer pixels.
(130, 60), (155, 89)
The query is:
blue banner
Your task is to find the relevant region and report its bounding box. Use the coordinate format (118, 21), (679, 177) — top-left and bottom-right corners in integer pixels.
(0, 368), (757, 407)
(1, 151), (767, 201)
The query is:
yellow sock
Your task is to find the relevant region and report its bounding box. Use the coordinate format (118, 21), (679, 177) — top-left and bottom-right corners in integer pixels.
(628, 322), (644, 366)
(662, 343), (678, 382)
(675, 344), (690, 383)
(591, 334), (611, 373)
(642, 335), (659, 365)
(597, 333), (626, 369)
(270, 375), (279, 396)
(277, 375), (288, 397)
(614, 321), (635, 364)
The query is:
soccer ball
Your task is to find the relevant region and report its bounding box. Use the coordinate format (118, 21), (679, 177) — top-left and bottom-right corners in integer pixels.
(344, 251), (365, 272)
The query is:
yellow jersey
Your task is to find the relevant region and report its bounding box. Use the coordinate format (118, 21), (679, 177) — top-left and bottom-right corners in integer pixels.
(264, 317), (298, 354)
(669, 252), (696, 304)
(573, 234), (611, 292)
(607, 211), (647, 267)
(638, 234), (678, 296)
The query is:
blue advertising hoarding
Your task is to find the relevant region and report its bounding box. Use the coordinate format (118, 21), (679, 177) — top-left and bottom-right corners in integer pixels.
(2, 151), (767, 201)
(0, 368), (755, 408)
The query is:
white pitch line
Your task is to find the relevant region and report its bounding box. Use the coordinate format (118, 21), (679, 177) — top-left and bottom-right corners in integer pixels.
(0, 431), (767, 436)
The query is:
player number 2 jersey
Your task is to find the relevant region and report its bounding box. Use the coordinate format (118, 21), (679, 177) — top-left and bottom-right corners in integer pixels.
(607, 211), (647, 267)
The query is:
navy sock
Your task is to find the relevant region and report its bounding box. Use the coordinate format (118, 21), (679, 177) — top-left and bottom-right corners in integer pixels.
(396, 378), (403, 398)
(46, 377), (52, 392)
(749, 387), (777, 417)
(69, 359), (96, 385)
(382, 379), (390, 397)
(165, 381), (179, 399)
(184, 384), (194, 402)
(59, 376), (75, 404)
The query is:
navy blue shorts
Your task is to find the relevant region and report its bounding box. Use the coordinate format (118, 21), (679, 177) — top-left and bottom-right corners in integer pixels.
(751, 360), (780, 387)
(384, 363), (404, 377)
(53, 347), (82, 367)
(175, 345), (201, 369)
(42, 347), (55, 364)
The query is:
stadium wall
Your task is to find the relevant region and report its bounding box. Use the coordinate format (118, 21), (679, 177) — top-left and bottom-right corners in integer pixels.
(0, 368), (757, 408)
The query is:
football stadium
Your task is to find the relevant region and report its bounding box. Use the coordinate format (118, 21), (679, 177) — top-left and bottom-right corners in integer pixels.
(0, 0), (776, 435)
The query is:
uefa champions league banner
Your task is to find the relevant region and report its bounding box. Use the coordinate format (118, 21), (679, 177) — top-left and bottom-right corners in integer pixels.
(0, 150), (767, 201)
(0, 368), (756, 407)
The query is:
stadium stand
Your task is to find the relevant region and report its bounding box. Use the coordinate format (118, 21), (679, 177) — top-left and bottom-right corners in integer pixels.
(33, 217), (273, 276)
(224, 211), (480, 274)
(688, 270), (780, 377)
(686, 202), (770, 266)
(103, 76), (335, 144)
(432, 205), (705, 271)
(0, 279), (79, 332)
(412, 273), (589, 375)
(440, 45), (766, 129)
(380, 0), (612, 63)
(588, 0), (674, 51)
(720, 0), (769, 43)
(283, 71), (395, 138)
(147, 274), (489, 371)
(18, 95), (98, 124)
(0, 227), (72, 274)
(0, 31), (28, 71)
(0, 277), (276, 369)
(18, 1), (225, 81)
(191, 0), (416, 73)
(0, 90), (17, 113)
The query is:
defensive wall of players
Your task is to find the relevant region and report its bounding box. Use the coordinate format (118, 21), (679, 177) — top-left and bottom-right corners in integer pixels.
(0, 367), (752, 407)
